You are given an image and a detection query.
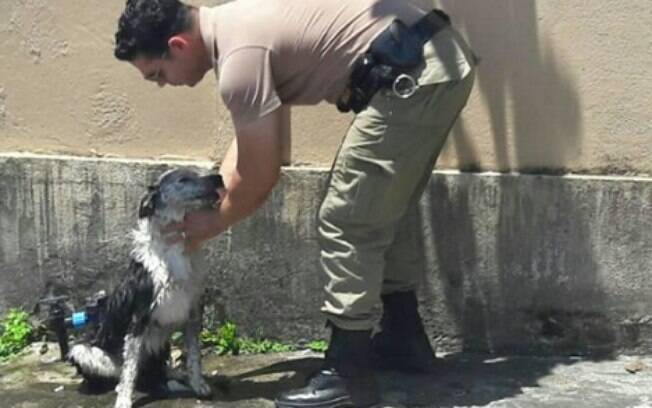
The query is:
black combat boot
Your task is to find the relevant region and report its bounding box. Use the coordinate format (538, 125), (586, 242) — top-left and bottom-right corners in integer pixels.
(275, 323), (380, 408)
(371, 291), (438, 373)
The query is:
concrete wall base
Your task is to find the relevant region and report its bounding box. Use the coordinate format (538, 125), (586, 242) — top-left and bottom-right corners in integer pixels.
(1, 153), (650, 355)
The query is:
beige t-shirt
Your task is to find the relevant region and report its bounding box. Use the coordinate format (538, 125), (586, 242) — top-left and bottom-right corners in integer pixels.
(199, 0), (473, 128)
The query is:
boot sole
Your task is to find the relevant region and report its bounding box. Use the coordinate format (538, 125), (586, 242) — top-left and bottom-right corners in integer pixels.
(275, 395), (356, 408)
(275, 396), (382, 408)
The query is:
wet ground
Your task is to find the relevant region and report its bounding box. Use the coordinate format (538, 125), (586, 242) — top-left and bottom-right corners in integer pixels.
(2, 342), (652, 408)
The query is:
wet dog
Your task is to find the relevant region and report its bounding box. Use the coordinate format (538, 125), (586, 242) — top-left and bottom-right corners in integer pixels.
(68, 168), (223, 408)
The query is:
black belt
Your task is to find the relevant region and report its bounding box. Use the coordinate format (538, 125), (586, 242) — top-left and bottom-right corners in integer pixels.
(337, 9), (451, 114)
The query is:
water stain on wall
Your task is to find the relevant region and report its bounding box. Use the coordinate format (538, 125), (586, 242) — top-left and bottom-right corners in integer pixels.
(0, 87), (6, 128)
(87, 84), (136, 145)
(3, 0), (69, 63)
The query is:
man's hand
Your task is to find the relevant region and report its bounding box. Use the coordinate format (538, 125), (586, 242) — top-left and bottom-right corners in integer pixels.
(162, 207), (222, 253)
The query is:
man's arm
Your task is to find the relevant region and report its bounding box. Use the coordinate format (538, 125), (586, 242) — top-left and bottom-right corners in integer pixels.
(279, 105), (292, 165)
(166, 106), (290, 250)
(221, 105), (290, 182)
(221, 106), (285, 223)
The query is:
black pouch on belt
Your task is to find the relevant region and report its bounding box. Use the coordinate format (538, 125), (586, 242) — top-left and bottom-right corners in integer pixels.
(337, 9), (451, 114)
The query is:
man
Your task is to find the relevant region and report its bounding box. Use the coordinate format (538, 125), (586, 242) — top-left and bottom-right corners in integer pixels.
(114, 0), (475, 406)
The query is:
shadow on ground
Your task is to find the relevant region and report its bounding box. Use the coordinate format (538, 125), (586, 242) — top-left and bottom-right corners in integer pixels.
(3, 344), (652, 408)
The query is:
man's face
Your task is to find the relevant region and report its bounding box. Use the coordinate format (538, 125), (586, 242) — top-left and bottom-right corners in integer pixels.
(132, 48), (207, 88)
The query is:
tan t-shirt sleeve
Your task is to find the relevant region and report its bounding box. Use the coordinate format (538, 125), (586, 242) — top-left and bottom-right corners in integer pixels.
(219, 47), (282, 128)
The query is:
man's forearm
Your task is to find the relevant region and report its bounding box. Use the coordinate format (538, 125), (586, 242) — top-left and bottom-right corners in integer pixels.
(198, 107), (285, 242)
(280, 105), (291, 165)
(210, 175), (273, 236)
(208, 140), (279, 237)
(172, 167), (275, 250)
(220, 137), (238, 189)
(220, 106), (288, 185)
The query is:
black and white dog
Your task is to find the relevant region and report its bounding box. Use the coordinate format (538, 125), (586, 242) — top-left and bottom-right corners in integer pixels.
(68, 168), (224, 408)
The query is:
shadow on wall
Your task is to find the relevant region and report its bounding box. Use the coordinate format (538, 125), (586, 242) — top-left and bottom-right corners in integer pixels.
(419, 174), (614, 356)
(417, 0), (583, 172)
(375, 1), (602, 358)
(402, 1), (600, 355)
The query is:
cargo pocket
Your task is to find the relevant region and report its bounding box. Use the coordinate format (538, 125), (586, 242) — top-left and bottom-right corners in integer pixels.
(336, 152), (406, 226)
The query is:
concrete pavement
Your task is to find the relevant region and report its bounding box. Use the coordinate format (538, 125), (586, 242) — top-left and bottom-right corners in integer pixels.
(2, 343), (652, 408)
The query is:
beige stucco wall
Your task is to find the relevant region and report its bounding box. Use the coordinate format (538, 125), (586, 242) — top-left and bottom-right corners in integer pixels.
(0, 0), (650, 175)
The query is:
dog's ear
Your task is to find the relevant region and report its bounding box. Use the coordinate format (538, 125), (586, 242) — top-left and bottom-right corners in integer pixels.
(139, 186), (158, 218)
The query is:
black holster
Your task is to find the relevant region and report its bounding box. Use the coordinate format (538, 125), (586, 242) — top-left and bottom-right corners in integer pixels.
(337, 9), (451, 114)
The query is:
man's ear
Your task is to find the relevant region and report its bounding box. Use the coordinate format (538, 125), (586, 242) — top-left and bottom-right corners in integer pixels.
(168, 35), (189, 54)
(139, 188), (159, 218)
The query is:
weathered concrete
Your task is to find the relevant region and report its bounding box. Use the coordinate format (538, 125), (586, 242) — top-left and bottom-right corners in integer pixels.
(2, 342), (652, 408)
(0, 153), (651, 354)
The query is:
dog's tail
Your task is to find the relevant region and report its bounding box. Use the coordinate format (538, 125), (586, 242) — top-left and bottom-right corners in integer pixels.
(68, 344), (121, 379)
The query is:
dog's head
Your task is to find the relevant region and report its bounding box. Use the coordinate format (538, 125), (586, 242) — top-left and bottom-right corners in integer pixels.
(139, 168), (224, 222)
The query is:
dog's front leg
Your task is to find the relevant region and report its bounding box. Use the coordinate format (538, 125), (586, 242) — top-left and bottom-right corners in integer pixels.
(184, 306), (212, 398)
(115, 334), (143, 408)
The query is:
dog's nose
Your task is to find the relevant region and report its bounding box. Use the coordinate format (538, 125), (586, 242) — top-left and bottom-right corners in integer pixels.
(205, 174), (224, 189)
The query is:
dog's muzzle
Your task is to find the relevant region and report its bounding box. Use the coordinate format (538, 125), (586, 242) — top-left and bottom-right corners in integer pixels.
(204, 174), (224, 190)
(202, 174), (224, 206)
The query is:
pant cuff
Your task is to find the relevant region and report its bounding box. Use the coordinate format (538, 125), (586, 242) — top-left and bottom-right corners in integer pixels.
(322, 311), (375, 331)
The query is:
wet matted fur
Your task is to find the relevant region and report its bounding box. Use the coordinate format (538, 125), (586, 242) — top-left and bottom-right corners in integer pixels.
(68, 168), (223, 408)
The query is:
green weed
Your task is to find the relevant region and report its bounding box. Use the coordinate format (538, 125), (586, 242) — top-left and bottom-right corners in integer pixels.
(201, 320), (241, 355)
(307, 339), (328, 353)
(240, 338), (295, 354)
(200, 320), (295, 355)
(0, 309), (34, 360)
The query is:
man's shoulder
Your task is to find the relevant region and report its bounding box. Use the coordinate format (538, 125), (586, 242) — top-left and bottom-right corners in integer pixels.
(218, 47), (275, 99)
(220, 45), (271, 66)
(218, 47), (282, 129)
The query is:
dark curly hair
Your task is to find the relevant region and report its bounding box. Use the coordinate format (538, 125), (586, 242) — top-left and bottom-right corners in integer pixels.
(114, 0), (193, 61)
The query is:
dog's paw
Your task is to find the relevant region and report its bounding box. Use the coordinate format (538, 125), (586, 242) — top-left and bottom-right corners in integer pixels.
(114, 395), (133, 408)
(190, 376), (213, 398)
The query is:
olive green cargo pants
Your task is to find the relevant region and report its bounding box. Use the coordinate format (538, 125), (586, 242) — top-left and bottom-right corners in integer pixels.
(318, 67), (475, 331)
